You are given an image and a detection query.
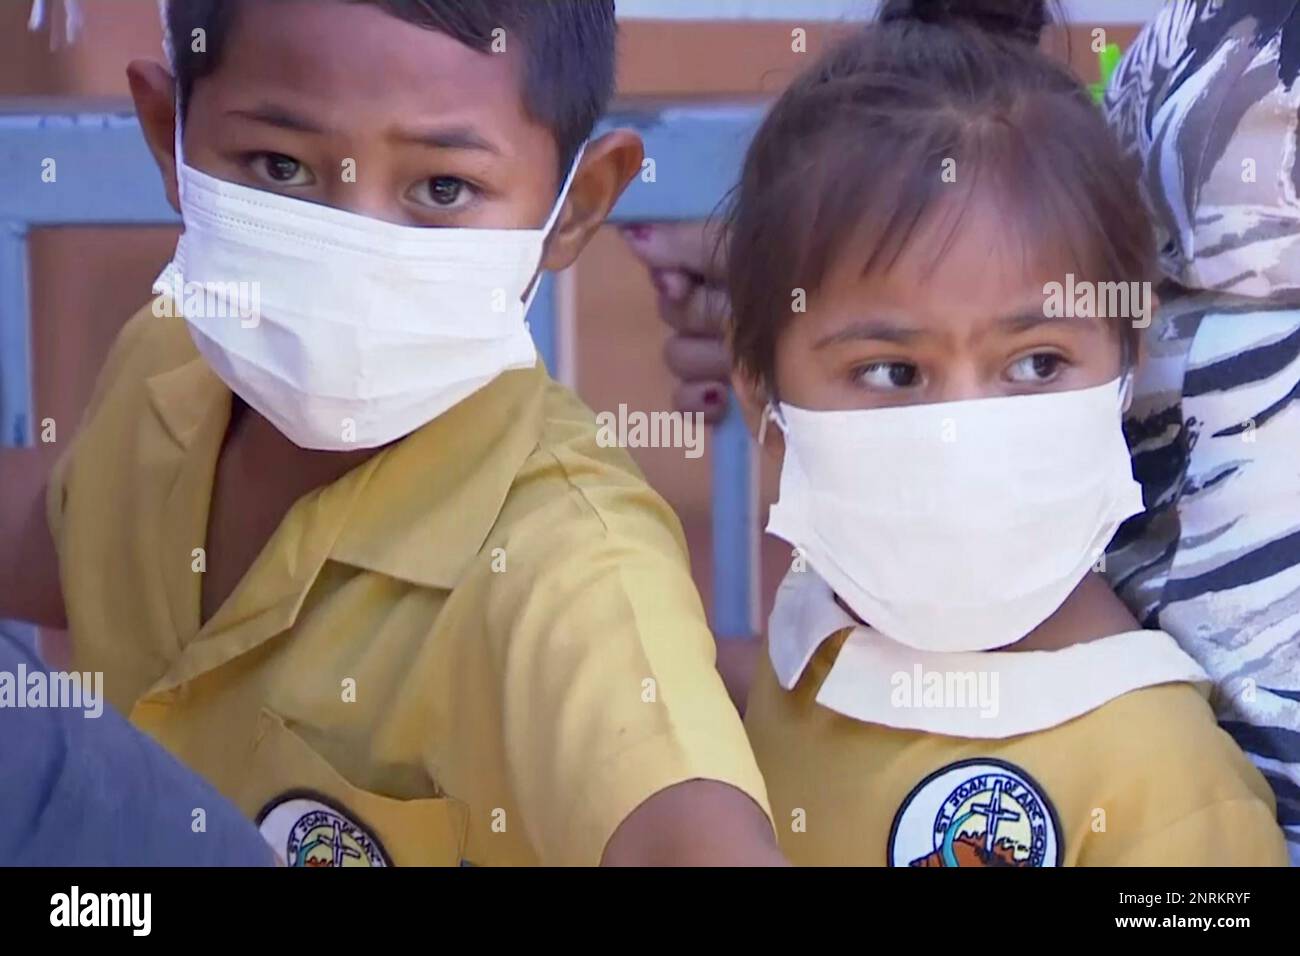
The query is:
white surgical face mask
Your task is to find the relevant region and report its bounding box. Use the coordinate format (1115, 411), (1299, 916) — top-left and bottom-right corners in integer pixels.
(766, 378), (1145, 653)
(154, 122), (585, 450)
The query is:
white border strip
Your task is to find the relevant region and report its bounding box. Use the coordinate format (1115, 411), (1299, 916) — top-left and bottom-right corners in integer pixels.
(618, 0), (1166, 24)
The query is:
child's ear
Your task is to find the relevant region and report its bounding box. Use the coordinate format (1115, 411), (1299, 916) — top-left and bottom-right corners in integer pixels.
(731, 368), (785, 463)
(126, 59), (180, 214)
(541, 130), (644, 271)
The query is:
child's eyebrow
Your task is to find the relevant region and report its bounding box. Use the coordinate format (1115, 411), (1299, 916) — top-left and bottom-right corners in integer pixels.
(815, 320), (922, 349)
(226, 104), (329, 135)
(997, 313), (1097, 335)
(222, 108), (501, 156)
(390, 124), (502, 155)
(815, 312), (1098, 350)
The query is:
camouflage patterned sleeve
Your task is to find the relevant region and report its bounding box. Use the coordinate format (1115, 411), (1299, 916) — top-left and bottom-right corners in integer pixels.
(1103, 1), (1300, 865)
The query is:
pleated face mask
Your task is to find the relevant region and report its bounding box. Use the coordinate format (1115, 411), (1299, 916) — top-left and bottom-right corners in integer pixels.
(155, 117), (584, 451)
(766, 377), (1145, 653)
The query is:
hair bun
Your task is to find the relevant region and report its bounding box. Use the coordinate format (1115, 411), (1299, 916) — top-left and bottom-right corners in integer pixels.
(878, 0), (1049, 44)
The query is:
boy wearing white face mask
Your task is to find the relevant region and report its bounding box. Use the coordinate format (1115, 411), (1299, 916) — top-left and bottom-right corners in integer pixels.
(728, 1), (1288, 866)
(0, 0), (783, 866)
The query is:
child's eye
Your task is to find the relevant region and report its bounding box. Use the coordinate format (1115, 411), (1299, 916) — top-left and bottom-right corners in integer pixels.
(853, 361), (920, 390)
(409, 176), (476, 211)
(1007, 352), (1067, 384)
(248, 152), (313, 187)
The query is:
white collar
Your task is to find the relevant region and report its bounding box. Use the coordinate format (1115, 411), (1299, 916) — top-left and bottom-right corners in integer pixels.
(767, 569), (1210, 739)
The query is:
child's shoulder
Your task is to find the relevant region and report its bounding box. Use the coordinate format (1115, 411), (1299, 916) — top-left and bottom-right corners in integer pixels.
(1064, 681), (1286, 864)
(59, 298), (200, 459)
(504, 379), (687, 550)
(75, 298), (205, 433)
(105, 298), (201, 383)
(1082, 681), (1258, 791)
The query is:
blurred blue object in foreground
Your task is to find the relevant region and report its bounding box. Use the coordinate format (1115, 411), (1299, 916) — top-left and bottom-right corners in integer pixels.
(0, 627), (275, 866)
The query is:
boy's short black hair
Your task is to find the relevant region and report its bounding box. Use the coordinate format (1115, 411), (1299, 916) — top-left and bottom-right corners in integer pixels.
(167, 0), (617, 173)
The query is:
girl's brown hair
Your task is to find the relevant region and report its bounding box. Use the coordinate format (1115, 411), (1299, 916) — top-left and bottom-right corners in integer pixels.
(726, 0), (1155, 390)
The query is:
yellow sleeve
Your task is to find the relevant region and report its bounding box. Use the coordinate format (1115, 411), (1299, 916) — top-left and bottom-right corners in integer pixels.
(44, 302), (192, 711)
(1105, 798), (1289, 866)
(484, 445), (772, 866)
(46, 305), (159, 551)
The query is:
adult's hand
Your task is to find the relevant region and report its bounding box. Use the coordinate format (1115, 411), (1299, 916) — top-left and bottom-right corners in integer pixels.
(620, 221), (732, 424)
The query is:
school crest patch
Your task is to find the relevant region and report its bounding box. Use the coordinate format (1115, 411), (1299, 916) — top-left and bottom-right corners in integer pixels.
(888, 758), (1062, 867)
(257, 794), (390, 868)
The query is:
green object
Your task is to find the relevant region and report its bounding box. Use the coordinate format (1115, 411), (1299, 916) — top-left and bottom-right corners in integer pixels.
(1090, 42), (1123, 104)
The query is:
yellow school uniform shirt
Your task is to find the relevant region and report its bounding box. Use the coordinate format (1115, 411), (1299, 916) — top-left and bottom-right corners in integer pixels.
(47, 300), (770, 867)
(745, 569), (1288, 866)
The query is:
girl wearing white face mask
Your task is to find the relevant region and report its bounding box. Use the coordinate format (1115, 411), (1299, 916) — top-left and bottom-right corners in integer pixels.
(725, 0), (1288, 867)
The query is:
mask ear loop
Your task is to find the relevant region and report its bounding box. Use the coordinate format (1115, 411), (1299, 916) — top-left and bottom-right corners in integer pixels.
(541, 141), (587, 237)
(1119, 329), (1136, 414)
(521, 141), (589, 316)
(757, 399), (784, 446)
(171, 94), (188, 208)
(152, 96), (188, 305)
